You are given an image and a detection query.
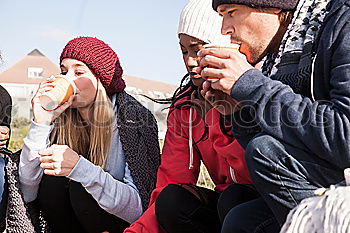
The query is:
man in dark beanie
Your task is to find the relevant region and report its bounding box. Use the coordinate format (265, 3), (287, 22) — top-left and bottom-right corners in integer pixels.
(196, 0), (350, 231)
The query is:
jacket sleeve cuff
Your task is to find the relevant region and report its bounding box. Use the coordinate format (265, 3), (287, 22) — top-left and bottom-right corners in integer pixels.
(67, 156), (99, 184)
(26, 120), (53, 142)
(231, 69), (268, 104)
(22, 121), (54, 160)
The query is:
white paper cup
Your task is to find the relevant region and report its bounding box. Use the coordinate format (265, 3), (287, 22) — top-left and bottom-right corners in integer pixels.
(39, 76), (76, 111)
(203, 44), (241, 82)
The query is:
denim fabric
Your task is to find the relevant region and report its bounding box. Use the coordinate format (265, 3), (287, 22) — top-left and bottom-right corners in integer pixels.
(245, 133), (344, 224)
(0, 157), (7, 225)
(217, 184), (260, 223)
(221, 197), (279, 233)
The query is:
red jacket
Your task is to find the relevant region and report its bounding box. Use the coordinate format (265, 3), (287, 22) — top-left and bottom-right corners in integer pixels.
(124, 106), (252, 233)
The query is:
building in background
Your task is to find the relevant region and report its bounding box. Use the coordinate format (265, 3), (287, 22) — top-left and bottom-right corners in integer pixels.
(0, 49), (177, 140)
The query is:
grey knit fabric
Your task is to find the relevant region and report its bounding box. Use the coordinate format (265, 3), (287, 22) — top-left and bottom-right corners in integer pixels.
(115, 91), (160, 210)
(3, 149), (37, 233)
(212, 0), (299, 11)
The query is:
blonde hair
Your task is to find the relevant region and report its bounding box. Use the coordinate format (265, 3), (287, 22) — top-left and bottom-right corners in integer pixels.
(51, 81), (115, 167)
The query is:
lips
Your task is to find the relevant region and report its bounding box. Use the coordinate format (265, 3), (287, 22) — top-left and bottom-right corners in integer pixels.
(189, 71), (201, 79)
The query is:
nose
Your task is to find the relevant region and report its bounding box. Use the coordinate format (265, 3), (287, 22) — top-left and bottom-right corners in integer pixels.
(186, 55), (199, 69)
(221, 18), (233, 36)
(64, 70), (76, 79)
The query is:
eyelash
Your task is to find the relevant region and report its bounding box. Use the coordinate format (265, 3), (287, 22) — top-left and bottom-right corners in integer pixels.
(60, 71), (85, 75)
(228, 10), (236, 16)
(75, 71), (84, 75)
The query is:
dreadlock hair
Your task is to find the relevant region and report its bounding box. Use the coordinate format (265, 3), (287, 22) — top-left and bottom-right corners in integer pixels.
(144, 73), (194, 108)
(144, 73), (233, 141)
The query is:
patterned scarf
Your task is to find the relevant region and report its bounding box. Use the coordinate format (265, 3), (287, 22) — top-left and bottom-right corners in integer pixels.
(262, 0), (330, 96)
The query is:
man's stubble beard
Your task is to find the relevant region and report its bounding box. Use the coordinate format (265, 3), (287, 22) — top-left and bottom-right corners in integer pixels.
(252, 13), (293, 66)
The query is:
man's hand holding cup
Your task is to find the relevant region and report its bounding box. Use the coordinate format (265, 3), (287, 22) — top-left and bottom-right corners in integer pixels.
(195, 44), (253, 95)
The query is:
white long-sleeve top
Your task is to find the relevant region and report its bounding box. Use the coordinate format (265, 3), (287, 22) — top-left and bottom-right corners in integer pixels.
(19, 120), (143, 223)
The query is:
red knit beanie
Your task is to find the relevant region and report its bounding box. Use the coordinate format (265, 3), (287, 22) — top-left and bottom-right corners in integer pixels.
(60, 36), (126, 94)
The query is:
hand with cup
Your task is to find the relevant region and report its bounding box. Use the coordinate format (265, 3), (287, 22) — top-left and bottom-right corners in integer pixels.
(200, 81), (242, 115)
(0, 126), (10, 148)
(202, 44), (241, 82)
(39, 75), (76, 111)
(32, 76), (75, 125)
(195, 44), (253, 95)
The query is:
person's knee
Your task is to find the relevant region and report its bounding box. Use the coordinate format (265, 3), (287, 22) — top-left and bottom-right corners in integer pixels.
(245, 134), (278, 171)
(217, 184), (259, 222)
(155, 184), (182, 219)
(155, 184), (199, 230)
(244, 134), (282, 184)
(221, 205), (250, 233)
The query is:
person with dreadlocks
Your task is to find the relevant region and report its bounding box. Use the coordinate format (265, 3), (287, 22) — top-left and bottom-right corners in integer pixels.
(196, 0), (350, 231)
(124, 0), (270, 232)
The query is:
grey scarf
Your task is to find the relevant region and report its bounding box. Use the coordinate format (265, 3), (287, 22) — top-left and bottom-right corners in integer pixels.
(262, 0), (330, 97)
(115, 92), (160, 211)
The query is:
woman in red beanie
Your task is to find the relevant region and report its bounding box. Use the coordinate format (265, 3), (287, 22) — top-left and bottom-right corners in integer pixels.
(18, 37), (160, 233)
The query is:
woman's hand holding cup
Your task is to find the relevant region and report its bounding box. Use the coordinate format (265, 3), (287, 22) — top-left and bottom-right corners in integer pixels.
(32, 76), (74, 125)
(200, 81), (241, 115)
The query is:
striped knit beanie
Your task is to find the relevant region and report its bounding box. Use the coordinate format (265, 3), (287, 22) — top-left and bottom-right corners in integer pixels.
(60, 37), (125, 94)
(178, 0), (231, 45)
(212, 0), (299, 11)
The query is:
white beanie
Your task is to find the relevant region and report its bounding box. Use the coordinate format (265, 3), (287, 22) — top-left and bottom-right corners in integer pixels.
(178, 0), (231, 45)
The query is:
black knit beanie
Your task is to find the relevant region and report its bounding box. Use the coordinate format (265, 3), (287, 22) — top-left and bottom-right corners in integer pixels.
(212, 0), (299, 11)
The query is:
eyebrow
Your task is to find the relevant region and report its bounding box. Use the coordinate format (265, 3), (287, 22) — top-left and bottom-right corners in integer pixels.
(72, 64), (86, 68)
(218, 5), (232, 15)
(60, 63), (86, 69)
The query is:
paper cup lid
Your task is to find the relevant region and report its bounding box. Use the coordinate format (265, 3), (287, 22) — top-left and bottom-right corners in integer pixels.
(54, 75), (77, 94)
(204, 43), (240, 49)
(206, 78), (219, 82)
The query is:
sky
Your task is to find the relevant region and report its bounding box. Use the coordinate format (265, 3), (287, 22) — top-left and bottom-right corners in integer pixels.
(0, 0), (189, 85)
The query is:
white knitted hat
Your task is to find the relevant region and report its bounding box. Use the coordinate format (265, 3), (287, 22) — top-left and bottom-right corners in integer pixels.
(178, 0), (231, 45)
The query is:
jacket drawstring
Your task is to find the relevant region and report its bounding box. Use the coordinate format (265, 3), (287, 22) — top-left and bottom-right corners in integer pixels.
(189, 108), (194, 169)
